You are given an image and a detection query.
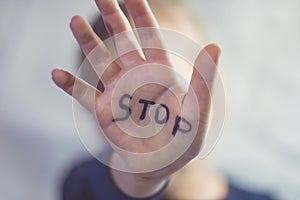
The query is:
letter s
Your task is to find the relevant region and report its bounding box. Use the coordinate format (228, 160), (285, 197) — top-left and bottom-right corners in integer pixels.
(112, 93), (132, 122)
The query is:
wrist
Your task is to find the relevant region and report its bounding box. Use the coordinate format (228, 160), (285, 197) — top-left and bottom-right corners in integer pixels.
(109, 152), (169, 198)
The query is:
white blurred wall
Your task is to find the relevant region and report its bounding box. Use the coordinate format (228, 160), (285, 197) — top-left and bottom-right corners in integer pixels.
(0, 1), (98, 199)
(188, 0), (300, 199)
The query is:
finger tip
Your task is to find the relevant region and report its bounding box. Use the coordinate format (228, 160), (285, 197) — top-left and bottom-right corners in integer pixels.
(70, 15), (84, 30)
(51, 69), (69, 87)
(204, 43), (222, 65)
(205, 43), (222, 56)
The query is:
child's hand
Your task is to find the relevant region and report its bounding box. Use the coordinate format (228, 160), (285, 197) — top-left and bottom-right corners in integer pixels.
(52, 0), (220, 198)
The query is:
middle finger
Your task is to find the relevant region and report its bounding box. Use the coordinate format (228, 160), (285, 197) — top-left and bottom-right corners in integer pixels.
(95, 0), (144, 67)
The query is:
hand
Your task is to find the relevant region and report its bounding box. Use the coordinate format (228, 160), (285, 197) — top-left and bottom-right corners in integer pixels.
(52, 0), (220, 198)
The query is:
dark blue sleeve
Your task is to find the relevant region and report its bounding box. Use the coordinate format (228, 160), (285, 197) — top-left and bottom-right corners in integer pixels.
(62, 158), (167, 200)
(225, 183), (276, 200)
(62, 156), (275, 200)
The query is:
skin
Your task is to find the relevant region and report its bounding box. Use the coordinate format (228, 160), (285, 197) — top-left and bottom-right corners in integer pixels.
(52, 0), (222, 198)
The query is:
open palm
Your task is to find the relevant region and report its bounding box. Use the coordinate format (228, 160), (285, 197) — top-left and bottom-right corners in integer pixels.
(52, 0), (220, 175)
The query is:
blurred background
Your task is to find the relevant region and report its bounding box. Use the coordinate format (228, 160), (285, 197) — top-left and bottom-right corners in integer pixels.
(0, 0), (299, 199)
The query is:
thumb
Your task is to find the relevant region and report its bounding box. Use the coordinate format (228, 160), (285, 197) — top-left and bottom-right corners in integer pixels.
(190, 43), (221, 105)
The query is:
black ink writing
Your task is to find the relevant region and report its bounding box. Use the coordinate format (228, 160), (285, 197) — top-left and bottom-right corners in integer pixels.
(172, 116), (192, 136)
(112, 93), (132, 122)
(155, 104), (169, 124)
(139, 99), (155, 120)
(113, 94), (192, 136)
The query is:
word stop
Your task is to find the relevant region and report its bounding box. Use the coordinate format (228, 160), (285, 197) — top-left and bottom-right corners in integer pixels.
(112, 93), (192, 136)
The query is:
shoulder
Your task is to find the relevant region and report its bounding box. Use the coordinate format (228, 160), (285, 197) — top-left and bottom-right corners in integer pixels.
(67, 158), (107, 178)
(226, 182), (275, 200)
(62, 158), (110, 200)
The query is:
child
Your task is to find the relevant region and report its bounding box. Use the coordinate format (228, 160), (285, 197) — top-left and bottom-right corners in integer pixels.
(52, 0), (274, 199)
